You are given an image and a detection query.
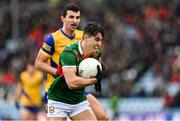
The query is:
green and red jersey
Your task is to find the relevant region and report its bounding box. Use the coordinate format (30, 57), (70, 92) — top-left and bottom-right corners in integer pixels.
(48, 41), (102, 104)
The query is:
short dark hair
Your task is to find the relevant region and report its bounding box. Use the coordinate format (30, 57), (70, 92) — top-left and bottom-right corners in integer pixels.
(83, 22), (104, 39)
(61, 3), (80, 17)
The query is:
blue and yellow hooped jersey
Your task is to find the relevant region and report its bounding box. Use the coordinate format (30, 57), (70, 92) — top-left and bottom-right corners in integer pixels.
(40, 29), (83, 91)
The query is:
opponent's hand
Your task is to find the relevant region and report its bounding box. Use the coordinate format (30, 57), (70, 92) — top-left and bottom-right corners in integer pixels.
(54, 64), (64, 78)
(94, 64), (105, 93)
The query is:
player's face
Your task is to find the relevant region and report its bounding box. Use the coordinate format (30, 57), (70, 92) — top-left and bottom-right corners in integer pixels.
(85, 32), (103, 53)
(62, 10), (80, 31)
(27, 64), (35, 75)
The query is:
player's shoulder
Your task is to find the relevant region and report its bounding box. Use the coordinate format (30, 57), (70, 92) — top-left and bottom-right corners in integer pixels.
(75, 29), (83, 36)
(44, 33), (54, 44)
(34, 70), (43, 79)
(51, 29), (63, 39)
(20, 71), (28, 79)
(46, 29), (60, 38)
(44, 29), (60, 43)
(20, 71), (26, 75)
(64, 41), (79, 52)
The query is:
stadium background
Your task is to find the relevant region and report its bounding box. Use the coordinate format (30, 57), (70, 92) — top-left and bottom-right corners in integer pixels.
(0, 0), (180, 120)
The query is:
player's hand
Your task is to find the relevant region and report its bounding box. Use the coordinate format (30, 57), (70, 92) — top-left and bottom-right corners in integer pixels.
(96, 64), (106, 82)
(54, 64), (64, 78)
(95, 83), (101, 93)
(95, 64), (105, 93)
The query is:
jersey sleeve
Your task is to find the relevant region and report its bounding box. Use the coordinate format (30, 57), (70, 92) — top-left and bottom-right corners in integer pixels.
(40, 34), (55, 57)
(60, 50), (77, 67)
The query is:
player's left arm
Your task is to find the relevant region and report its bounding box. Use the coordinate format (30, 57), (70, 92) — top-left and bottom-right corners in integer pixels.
(94, 48), (105, 93)
(15, 73), (23, 101)
(15, 79), (23, 109)
(15, 83), (22, 101)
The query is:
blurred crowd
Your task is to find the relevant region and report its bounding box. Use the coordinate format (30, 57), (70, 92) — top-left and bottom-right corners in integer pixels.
(0, 0), (180, 111)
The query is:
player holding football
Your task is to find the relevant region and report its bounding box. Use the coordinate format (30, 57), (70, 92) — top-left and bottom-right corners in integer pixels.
(35, 3), (108, 121)
(47, 21), (104, 121)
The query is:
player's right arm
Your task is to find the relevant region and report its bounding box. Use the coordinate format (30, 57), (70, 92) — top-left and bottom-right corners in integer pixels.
(61, 51), (97, 89)
(15, 73), (24, 108)
(35, 35), (57, 75)
(63, 67), (97, 89)
(15, 82), (22, 102)
(35, 52), (56, 75)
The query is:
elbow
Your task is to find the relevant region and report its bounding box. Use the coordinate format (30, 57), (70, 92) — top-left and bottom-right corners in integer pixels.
(67, 83), (76, 90)
(66, 82), (78, 90)
(34, 60), (41, 69)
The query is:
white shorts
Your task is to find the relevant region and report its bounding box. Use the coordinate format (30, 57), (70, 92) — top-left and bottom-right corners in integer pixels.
(47, 100), (91, 117)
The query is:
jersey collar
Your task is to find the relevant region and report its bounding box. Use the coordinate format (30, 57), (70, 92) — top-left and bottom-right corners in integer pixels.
(60, 29), (75, 40)
(78, 41), (91, 59)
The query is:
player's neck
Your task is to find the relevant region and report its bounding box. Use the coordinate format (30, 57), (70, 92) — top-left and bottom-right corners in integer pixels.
(61, 27), (75, 36)
(28, 71), (35, 76)
(81, 41), (90, 55)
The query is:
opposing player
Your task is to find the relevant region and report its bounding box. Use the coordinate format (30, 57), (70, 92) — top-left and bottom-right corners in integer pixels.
(15, 61), (44, 120)
(47, 21), (104, 121)
(35, 3), (108, 120)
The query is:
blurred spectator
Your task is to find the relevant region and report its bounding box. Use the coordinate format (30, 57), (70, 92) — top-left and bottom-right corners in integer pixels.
(15, 61), (44, 120)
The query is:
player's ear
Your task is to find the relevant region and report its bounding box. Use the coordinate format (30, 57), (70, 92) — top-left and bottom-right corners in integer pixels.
(60, 16), (65, 22)
(84, 34), (88, 40)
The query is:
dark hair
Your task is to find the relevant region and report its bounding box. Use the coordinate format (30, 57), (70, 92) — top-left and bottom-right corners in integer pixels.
(61, 3), (80, 17)
(83, 22), (104, 38)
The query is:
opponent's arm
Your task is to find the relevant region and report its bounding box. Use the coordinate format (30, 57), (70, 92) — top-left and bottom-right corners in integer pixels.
(35, 35), (57, 75)
(35, 52), (57, 75)
(63, 67), (97, 89)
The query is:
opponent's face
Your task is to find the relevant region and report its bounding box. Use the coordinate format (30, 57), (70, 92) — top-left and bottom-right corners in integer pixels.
(61, 10), (80, 31)
(27, 64), (35, 75)
(84, 32), (103, 53)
